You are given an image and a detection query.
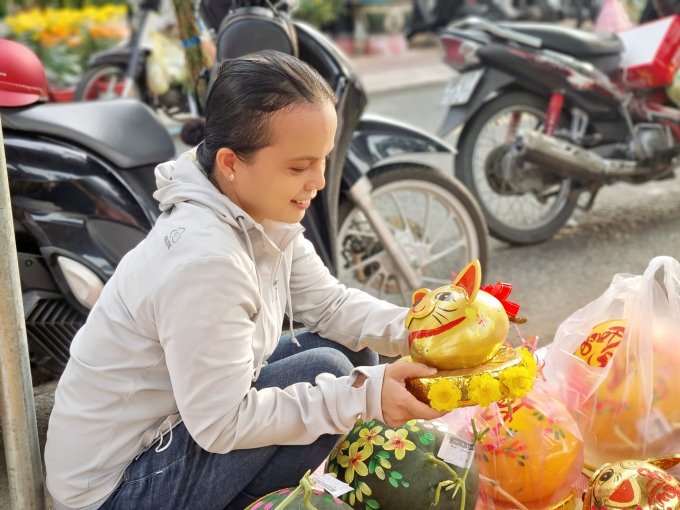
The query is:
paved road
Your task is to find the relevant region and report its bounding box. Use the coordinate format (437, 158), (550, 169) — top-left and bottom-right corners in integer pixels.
(365, 83), (680, 346)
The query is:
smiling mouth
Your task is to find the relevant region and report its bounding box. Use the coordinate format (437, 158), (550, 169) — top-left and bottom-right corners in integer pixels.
(292, 199), (311, 205)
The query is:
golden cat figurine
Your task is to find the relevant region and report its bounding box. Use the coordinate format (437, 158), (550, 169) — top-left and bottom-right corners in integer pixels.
(406, 260), (509, 371)
(582, 455), (680, 510)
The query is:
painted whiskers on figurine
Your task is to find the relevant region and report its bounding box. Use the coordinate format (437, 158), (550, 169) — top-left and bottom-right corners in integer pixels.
(583, 454), (680, 510)
(402, 260), (537, 411)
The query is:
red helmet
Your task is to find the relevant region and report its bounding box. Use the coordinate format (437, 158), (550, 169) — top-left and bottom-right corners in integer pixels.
(0, 39), (48, 107)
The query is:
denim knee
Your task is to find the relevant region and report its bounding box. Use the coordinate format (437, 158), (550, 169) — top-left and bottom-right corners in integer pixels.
(349, 348), (379, 368)
(312, 347), (354, 378)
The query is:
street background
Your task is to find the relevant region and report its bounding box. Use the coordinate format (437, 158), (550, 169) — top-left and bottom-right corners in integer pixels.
(2, 8), (680, 507)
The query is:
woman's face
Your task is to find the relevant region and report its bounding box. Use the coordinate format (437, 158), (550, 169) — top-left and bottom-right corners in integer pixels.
(215, 101), (337, 224)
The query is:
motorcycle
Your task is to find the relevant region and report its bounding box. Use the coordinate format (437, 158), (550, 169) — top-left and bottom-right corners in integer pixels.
(195, 0), (489, 308)
(408, 0), (515, 38)
(73, 0), (197, 118)
(436, 17), (680, 244)
(4, 27), (487, 374)
(3, 96), (176, 375)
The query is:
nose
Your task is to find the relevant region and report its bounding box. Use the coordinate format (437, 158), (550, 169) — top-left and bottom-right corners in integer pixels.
(306, 160), (326, 191)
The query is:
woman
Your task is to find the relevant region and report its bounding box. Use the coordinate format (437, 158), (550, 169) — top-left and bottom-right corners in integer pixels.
(45, 51), (445, 510)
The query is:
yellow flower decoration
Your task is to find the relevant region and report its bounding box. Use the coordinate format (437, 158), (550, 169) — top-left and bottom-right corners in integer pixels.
(519, 347), (537, 377)
(338, 441), (372, 484)
(465, 305), (496, 338)
(406, 419), (420, 432)
(357, 426), (385, 447)
(329, 438), (349, 461)
(499, 366), (534, 399)
(383, 429), (416, 460)
(468, 372), (502, 407)
(427, 379), (462, 412)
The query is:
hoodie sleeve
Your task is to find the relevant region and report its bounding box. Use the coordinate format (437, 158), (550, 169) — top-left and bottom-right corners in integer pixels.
(289, 236), (411, 358)
(152, 255), (385, 453)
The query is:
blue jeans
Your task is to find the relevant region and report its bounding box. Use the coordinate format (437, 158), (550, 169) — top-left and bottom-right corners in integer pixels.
(98, 332), (378, 510)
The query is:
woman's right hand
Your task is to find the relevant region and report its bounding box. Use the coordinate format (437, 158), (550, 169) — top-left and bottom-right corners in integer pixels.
(381, 362), (448, 427)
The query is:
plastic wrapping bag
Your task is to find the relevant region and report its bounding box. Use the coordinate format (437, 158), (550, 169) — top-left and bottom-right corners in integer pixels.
(443, 385), (584, 510)
(146, 31), (186, 95)
(543, 256), (680, 469)
(594, 0), (632, 32)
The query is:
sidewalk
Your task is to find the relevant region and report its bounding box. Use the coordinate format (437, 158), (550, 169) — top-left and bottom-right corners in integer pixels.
(351, 47), (456, 95)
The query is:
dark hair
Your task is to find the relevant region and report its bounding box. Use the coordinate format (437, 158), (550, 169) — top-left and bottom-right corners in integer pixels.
(186, 50), (336, 175)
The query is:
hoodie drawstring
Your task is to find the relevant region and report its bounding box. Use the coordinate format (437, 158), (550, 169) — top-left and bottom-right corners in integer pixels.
(236, 216), (267, 382)
(155, 416), (173, 453)
(281, 252), (299, 347)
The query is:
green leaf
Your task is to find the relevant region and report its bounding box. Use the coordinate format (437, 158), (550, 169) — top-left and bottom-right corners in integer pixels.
(419, 436), (429, 445)
(483, 454), (489, 462)
(402, 482), (410, 488)
(518, 460), (525, 466)
(391, 471), (403, 479)
(325, 497), (333, 502)
(369, 459), (376, 474)
(389, 477), (398, 488)
(424, 433), (436, 441)
(559, 429), (566, 439)
(376, 451), (390, 459)
(366, 499), (380, 509)
(537, 415), (544, 421)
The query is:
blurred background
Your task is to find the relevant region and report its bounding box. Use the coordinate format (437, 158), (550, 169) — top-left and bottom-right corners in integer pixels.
(2, 0), (680, 504)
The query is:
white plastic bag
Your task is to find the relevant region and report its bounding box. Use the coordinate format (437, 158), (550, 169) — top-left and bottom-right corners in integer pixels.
(145, 31), (186, 95)
(544, 256), (680, 468)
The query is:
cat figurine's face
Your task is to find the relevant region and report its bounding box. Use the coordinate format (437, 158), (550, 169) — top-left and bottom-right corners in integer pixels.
(406, 261), (509, 371)
(582, 456), (680, 510)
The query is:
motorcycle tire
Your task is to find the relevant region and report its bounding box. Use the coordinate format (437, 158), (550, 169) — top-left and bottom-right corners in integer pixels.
(337, 164), (488, 307)
(73, 64), (143, 102)
(456, 91), (579, 245)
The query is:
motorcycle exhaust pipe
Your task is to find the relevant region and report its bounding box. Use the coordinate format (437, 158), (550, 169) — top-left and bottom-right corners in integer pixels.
(513, 130), (640, 180)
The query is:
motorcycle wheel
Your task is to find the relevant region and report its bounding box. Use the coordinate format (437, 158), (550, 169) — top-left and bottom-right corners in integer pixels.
(456, 91), (578, 245)
(73, 64), (142, 102)
(337, 165), (488, 308)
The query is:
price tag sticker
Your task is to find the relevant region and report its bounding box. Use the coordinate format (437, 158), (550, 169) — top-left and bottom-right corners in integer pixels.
(437, 432), (475, 469)
(311, 474), (353, 498)
(636, 408), (673, 444)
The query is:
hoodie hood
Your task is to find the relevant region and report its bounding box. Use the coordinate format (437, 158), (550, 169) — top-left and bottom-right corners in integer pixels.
(154, 149), (253, 231)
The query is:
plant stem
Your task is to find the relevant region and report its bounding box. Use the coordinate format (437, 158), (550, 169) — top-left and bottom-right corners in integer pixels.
(277, 470), (318, 510)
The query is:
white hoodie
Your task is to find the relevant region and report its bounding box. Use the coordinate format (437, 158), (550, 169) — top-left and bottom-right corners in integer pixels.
(44, 150), (411, 508)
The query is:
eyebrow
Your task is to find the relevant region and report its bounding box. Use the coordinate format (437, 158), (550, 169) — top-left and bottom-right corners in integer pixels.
(288, 149), (334, 162)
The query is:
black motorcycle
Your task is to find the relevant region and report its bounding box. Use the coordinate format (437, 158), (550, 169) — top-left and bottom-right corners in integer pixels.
(435, 17), (680, 244)
(3, 99), (176, 374)
(196, 0), (488, 309)
(4, 11), (487, 374)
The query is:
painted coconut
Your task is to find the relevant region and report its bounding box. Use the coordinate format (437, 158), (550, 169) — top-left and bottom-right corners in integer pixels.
(245, 486), (353, 510)
(327, 418), (479, 510)
(582, 455), (680, 510)
(475, 392), (583, 510)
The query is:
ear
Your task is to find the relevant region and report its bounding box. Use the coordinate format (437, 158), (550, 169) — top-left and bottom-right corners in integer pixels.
(215, 148), (238, 177)
(645, 454), (680, 472)
(412, 288), (429, 305)
(453, 260), (481, 302)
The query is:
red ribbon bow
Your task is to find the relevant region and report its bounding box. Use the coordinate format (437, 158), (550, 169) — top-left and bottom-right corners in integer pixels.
(482, 282), (520, 319)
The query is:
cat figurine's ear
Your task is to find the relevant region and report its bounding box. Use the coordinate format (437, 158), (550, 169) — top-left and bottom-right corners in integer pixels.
(646, 454), (680, 472)
(453, 260), (481, 302)
(406, 288), (433, 328)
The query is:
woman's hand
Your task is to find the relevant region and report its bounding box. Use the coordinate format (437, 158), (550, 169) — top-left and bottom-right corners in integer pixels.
(381, 362), (448, 427)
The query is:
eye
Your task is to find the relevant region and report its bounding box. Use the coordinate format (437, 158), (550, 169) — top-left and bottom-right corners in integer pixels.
(289, 166), (308, 173)
(435, 292), (456, 302)
(598, 469), (614, 483)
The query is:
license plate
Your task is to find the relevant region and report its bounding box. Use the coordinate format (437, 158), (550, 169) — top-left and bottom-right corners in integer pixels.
(440, 70), (484, 106)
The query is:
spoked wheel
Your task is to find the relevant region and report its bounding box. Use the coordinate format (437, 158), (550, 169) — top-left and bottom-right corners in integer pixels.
(456, 91), (578, 245)
(337, 165), (488, 308)
(73, 65), (142, 102)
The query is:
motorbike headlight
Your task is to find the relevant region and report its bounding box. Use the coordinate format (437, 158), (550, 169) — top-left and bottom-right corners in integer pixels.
(57, 256), (104, 310)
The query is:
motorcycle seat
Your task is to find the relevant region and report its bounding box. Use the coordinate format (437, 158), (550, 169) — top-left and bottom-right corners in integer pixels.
(500, 22), (623, 57)
(1, 100), (175, 169)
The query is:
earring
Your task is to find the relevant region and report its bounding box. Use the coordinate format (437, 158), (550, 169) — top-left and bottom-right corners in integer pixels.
(229, 174), (234, 181)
